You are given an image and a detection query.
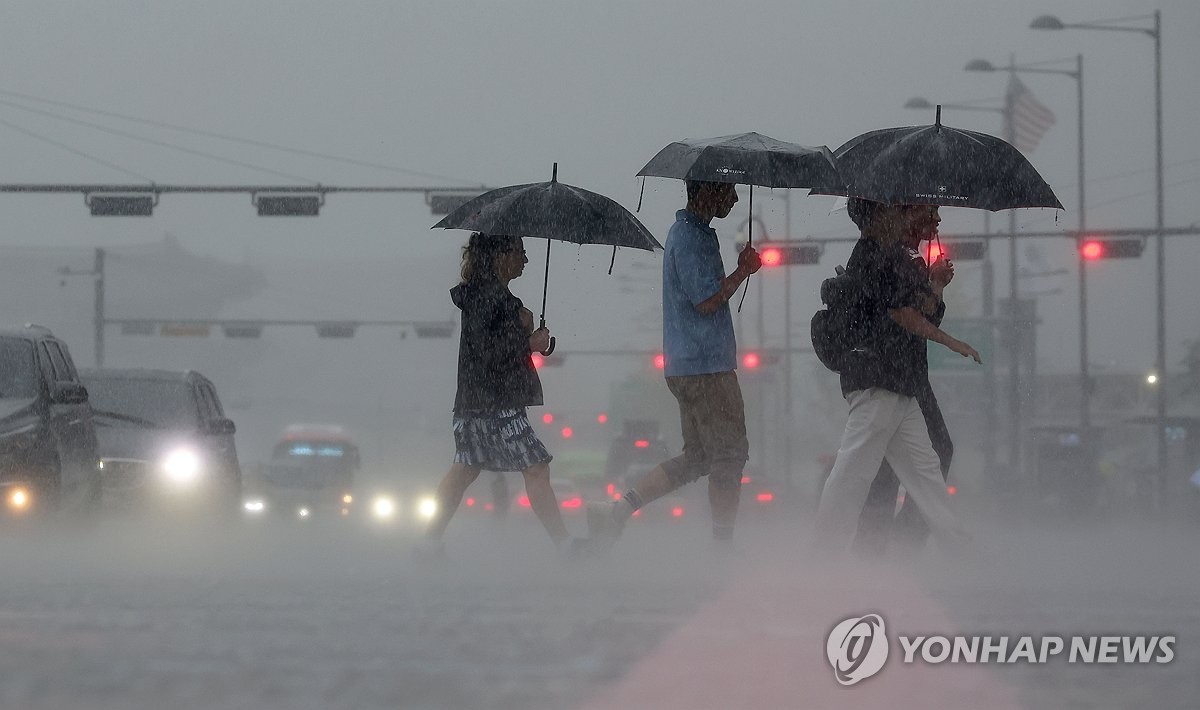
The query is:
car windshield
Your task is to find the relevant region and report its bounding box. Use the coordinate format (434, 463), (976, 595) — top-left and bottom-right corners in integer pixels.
(0, 339), (38, 399)
(82, 377), (199, 429)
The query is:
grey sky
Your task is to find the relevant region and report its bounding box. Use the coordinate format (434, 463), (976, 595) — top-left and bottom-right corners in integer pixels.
(1, 0), (1198, 464)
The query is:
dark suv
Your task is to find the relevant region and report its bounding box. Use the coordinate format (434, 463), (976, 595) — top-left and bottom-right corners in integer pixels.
(0, 325), (100, 517)
(80, 369), (242, 516)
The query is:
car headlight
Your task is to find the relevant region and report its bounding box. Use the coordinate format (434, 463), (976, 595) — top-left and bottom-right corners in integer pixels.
(6, 486), (31, 512)
(371, 495), (396, 520)
(416, 495), (438, 522)
(243, 498), (265, 514)
(161, 448), (201, 486)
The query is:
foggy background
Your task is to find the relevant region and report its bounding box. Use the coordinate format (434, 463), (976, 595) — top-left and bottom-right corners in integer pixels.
(1, 0), (1197, 487)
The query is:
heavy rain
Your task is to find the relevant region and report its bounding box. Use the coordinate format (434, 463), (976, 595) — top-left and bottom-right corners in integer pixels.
(1, 1), (1198, 708)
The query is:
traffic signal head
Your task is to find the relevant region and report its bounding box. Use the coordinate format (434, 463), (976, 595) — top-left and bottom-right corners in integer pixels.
(740, 351), (780, 369)
(751, 242), (821, 266)
(1080, 238), (1144, 260)
(925, 240), (985, 263)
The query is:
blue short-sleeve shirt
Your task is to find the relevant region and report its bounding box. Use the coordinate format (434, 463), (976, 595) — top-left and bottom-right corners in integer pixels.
(662, 209), (737, 377)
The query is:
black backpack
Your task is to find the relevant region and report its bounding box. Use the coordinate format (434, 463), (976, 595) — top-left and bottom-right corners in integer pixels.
(811, 266), (869, 373)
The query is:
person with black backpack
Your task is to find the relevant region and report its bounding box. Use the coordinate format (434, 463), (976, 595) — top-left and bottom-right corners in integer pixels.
(854, 209), (957, 556)
(811, 198), (977, 556)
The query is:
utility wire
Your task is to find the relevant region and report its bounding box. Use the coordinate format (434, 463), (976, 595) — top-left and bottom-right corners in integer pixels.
(0, 116), (153, 182)
(0, 88), (480, 187)
(0, 98), (316, 184)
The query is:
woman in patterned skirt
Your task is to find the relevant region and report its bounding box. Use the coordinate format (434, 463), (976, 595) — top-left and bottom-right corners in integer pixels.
(422, 233), (570, 553)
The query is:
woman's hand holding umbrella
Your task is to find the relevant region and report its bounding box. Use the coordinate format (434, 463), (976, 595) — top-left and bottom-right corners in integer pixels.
(529, 326), (552, 355)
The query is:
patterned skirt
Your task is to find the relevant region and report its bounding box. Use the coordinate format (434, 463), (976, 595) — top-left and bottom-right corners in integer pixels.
(452, 408), (552, 472)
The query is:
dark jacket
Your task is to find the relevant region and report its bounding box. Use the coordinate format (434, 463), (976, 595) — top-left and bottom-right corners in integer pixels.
(838, 238), (939, 398)
(450, 281), (543, 414)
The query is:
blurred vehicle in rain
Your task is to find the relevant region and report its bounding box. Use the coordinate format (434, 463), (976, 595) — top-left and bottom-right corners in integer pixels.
(736, 468), (784, 521)
(80, 368), (241, 516)
(0, 326), (100, 519)
(243, 424), (360, 521)
(602, 419), (670, 499)
(512, 476), (586, 518)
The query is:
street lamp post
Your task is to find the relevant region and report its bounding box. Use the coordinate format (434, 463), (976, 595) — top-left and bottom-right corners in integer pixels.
(58, 248), (105, 367)
(965, 55), (1087, 445)
(904, 96), (1005, 493)
(1032, 11), (1167, 503)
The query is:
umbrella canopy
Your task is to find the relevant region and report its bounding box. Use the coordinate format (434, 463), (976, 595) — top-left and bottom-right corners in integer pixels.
(432, 167), (661, 251)
(433, 164), (659, 355)
(637, 132), (843, 190)
(813, 109), (1063, 211)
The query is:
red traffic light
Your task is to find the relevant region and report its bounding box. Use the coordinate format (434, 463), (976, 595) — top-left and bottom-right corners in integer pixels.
(561, 426), (573, 439)
(1079, 238), (1144, 260)
(760, 247), (784, 267)
(653, 353), (665, 369)
(597, 413), (608, 424)
(542, 413), (554, 424)
(742, 352), (761, 369)
(925, 243), (944, 263)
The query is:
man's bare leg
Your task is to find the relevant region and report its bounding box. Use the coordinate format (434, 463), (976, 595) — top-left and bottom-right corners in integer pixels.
(709, 478), (741, 541)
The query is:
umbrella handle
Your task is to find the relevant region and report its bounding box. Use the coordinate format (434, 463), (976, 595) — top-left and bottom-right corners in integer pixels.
(543, 337), (556, 356)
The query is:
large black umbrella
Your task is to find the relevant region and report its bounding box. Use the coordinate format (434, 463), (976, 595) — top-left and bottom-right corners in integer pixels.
(433, 164), (660, 354)
(813, 107), (1063, 211)
(637, 132), (843, 308)
(637, 132), (844, 245)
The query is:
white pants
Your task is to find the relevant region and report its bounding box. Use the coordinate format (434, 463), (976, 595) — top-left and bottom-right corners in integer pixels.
(814, 388), (966, 554)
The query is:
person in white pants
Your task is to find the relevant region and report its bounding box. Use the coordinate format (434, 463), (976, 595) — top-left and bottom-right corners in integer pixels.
(813, 199), (980, 556)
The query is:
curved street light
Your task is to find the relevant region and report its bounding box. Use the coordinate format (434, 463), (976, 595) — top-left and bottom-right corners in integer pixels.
(1032, 10), (1168, 502)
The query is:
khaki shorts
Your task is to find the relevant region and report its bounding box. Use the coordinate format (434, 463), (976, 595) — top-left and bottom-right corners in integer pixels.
(660, 371), (749, 491)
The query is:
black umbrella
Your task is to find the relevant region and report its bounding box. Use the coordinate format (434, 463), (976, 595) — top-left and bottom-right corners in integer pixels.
(433, 164), (660, 354)
(638, 132), (843, 308)
(813, 107), (1063, 211)
(637, 132), (843, 244)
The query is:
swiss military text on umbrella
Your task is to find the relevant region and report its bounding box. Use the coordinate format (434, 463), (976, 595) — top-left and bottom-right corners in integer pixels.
(433, 164), (661, 355)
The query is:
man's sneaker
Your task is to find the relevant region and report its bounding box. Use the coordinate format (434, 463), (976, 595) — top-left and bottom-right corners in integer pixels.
(586, 500), (627, 551)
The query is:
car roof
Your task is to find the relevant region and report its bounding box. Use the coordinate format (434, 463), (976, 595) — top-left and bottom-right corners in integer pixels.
(79, 368), (209, 385)
(281, 424), (355, 443)
(0, 324), (58, 342)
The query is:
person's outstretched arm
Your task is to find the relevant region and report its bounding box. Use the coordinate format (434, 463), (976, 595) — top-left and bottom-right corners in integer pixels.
(889, 306), (981, 363)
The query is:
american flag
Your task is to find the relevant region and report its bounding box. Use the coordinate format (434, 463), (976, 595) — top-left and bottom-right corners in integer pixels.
(1006, 75), (1056, 154)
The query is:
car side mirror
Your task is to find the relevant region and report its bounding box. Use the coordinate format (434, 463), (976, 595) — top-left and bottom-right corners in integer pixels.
(51, 382), (89, 404)
(205, 417), (236, 436)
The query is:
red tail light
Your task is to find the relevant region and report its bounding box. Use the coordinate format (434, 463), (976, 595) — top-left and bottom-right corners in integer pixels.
(561, 497), (582, 509)
(741, 475), (751, 484)
(465, 497), (475, 507)
(632, 509), (641, 517)
(606, 483), (615, 496)
(634, 440), (649, 448)
(947, 485), (958, 496)
(671, 506), (684, 518)
(517, 494), (531, 508)
(756, 491), (774, 503)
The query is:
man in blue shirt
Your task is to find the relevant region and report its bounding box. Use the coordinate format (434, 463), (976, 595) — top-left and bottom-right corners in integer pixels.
(588, 180), (761, 545)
